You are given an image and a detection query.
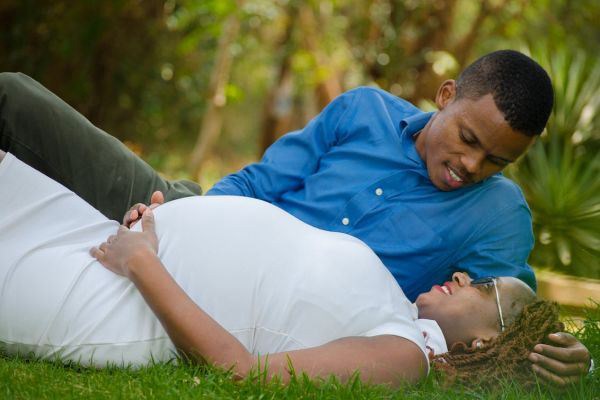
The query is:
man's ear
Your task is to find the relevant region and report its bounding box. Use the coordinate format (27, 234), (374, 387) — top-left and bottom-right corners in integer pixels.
(435, 80), (457, 110)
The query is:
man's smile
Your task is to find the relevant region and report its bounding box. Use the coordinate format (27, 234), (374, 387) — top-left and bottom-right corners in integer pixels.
(443, 163), (467, 189)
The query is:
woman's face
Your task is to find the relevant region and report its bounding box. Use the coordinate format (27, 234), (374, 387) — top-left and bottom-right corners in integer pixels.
(415, 272), (504, 347)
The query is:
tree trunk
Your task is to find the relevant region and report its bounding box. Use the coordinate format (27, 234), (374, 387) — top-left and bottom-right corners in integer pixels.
(259, 5), (297, 154)
(409, 0), (459, 102)
(452, 0), (509, 66)
(298, 4), (343, 110)
(189, 10), (241, 176)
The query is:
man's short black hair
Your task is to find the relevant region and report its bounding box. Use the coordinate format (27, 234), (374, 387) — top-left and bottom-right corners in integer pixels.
(456, 50), (554, 136)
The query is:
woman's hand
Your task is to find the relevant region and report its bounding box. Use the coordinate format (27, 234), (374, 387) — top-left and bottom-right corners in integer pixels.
(91, 209), (159, 278)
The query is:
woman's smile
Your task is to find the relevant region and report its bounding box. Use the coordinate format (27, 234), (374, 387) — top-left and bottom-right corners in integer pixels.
(433, 283), (452, 295)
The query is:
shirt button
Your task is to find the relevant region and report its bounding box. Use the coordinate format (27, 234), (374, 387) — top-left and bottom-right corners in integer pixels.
(342, 217), (350, 226)
(375, 188), (383, 196)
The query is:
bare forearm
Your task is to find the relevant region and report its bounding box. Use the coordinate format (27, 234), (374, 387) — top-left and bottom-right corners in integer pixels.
(127, 251), (252, 375)
(125, 252), (425, 385)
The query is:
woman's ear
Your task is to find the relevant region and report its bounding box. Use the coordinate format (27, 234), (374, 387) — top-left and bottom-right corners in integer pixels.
(452, 271), (470, 287)
(435, 80), (457, 110)
(471, 336), (495, 350)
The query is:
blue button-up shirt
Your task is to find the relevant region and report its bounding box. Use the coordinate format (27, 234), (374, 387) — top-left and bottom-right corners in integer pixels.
(207, 87), (536, 301)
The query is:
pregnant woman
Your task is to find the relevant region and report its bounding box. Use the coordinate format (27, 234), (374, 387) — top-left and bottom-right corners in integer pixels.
(0, 150), (557, 386)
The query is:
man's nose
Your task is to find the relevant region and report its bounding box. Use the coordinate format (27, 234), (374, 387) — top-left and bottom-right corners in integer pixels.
(461, 150), (486, 176)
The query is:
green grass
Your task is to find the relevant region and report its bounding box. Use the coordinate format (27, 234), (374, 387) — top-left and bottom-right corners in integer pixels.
(2, 304), (599, 400)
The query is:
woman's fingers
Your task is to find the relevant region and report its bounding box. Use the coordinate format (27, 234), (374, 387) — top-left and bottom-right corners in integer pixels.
(90, 246), (105, 260)
(141, 208), (155, 233)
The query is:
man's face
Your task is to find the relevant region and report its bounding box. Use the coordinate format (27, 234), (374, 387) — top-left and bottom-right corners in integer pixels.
(415, 81), (535, 191)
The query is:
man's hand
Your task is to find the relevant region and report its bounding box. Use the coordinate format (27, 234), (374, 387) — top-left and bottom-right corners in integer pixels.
(123, 190), (165, 228)
(528, 332), (591, 386)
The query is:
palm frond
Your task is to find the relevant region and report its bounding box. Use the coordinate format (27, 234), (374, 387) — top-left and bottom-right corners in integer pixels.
(508, 44), (600, 278)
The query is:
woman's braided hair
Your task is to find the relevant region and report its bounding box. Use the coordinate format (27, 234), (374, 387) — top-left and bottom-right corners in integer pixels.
(432, 300), (562, 387)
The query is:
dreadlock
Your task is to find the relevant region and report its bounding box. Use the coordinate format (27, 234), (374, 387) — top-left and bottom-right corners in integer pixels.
(433, 300), (562, 388)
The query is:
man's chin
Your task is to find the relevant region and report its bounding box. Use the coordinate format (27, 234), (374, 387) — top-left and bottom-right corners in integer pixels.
(425, 166), (454, 191)
(429, 174), (454, 192)
(432, 172), (473, 191)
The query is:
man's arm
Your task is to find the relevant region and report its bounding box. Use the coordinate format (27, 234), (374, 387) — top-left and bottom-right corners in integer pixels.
(528, 333), (592, 385)
(206, 89), (359, 200)
(124, 90), (359, 226)
(454, 202), (591, 385)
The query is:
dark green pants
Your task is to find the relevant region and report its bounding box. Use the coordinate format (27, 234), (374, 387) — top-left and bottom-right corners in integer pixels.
(0, 72), (202, 221)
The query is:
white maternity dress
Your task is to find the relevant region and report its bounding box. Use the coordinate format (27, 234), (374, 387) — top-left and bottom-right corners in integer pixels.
(0, 153), (446, 368)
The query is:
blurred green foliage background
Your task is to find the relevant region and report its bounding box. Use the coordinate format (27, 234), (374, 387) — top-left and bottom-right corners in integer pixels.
(1, 0), (598, 278)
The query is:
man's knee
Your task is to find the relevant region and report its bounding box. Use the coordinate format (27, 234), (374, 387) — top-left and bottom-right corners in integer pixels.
(0, 73), (36, 119)
(0, 72), (29, 96)
(0, 72), (53, 137)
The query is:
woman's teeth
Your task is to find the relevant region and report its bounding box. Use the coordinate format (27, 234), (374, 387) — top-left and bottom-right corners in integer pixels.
(448, 167), (463, 182)
(441, 285), (450, 295)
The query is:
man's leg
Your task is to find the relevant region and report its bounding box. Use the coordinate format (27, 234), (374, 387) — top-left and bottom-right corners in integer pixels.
(0, 72), (201, 221)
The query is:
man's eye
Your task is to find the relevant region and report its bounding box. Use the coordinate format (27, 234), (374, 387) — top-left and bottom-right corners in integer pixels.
(460, 132), (476, 144)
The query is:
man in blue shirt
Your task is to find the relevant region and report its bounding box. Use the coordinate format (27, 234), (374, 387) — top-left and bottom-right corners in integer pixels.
(205, 84), (535, 302)
(0, 50), (591, 383)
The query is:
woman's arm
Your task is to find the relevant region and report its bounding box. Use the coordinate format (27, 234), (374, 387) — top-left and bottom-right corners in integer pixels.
(129, 251), (426, 385)
(127, 250), (251, 375)
(92, 209), (427, 386)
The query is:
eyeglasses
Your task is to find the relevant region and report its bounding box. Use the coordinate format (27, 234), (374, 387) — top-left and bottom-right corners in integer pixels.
(470, 277), (506, 332)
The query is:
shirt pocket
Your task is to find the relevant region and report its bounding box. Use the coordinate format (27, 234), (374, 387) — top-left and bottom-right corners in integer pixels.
(359, 204), (444, 254)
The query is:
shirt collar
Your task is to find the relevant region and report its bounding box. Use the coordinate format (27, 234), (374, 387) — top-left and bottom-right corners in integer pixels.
(415, 318), (448, 357)
(399, 111), (435, 166)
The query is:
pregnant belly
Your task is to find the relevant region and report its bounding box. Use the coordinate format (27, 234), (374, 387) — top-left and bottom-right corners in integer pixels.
(146, 196), (408, 354)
